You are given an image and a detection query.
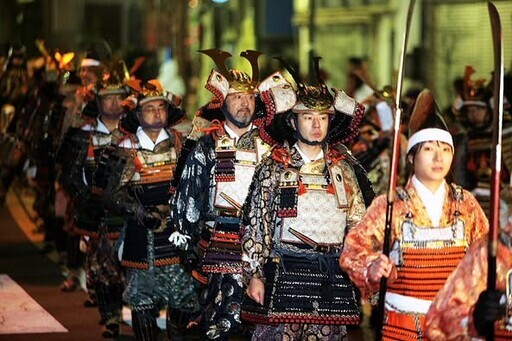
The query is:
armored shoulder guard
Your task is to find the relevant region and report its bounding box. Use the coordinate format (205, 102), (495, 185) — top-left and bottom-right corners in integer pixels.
(92, 143), (128, 201)
(337, 144), (376, 207)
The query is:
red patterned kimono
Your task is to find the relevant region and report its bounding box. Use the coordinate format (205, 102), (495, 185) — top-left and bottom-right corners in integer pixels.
(340, 180), (488, 340)
(425, 234), (512, 340)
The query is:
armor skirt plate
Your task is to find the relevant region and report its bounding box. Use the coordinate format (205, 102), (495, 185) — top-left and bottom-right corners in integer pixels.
(242, 252), (360, 325)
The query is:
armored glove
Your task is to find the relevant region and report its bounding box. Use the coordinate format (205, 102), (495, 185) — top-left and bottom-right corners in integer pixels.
(81, 99), (100, 119)
(473, 289), (506, 336)
(169, 231), (199, 273)
(179, 243), (200, 274)
(79, 193), (106, 223)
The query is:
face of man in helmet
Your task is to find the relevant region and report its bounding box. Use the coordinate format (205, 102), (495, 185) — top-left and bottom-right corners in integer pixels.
(223, 93), (256, 130)
(464, 105), (490, 129)
(292, 111), (330, 144)
(138, 99), (168, 130)
(79, 66), (99, 87)
(100, 94), (124, 118)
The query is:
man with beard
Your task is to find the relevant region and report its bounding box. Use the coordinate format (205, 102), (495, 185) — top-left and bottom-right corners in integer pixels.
(169, 49), (275, 340)
(108, 79), (199, 340)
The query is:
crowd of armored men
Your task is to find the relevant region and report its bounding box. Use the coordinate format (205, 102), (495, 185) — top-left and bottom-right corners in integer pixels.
(1, 39), (512, 341)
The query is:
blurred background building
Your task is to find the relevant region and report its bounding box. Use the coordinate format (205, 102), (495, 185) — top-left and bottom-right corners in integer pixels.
(1, 0), (511, 115)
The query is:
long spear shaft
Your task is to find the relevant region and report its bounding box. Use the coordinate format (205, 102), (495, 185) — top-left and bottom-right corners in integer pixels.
(375, 1), (416, 340)
(486, 2), (503, 341)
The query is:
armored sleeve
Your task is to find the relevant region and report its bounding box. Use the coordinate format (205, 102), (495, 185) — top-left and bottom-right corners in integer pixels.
(241, 157), (280, 284)
(170, 136), (216, 243)
(56, 127), (90, 202)
(339, 194), (388, 299)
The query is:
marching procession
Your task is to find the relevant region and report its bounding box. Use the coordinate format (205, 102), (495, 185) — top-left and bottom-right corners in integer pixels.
(0, 0), (511, 340)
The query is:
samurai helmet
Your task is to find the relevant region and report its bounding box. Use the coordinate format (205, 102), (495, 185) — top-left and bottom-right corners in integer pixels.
(461, 65), (490, 108)
(200, 49), (262, 103)
(97, 59), (130, 96)
(260, 56), (364, 146)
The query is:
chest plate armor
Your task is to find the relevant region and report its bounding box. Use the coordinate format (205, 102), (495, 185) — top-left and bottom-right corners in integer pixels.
(214, 149), (257, 211)
(278, 162), (349, 250)
(84, 131), (112, 188)
(201, 135), (268, 274)
(213, 135), (268, 212)
(122, 144), (179, 269)
(280, 172), (347, 247)
(388, 187), (467, 301)
(75, 130), (124, 239)
(127, 148), (177, 206)
(242, 161), (360, 326)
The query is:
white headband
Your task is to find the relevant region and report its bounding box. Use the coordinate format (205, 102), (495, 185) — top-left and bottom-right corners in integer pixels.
(461, 100), (487, 108)
(81, 58), (100, 67)
(406, 128), (454, 153)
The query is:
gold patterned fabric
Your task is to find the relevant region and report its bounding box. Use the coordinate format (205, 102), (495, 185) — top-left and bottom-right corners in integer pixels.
(339, 180), (488, 339)
(425, 236), (512, 340)
(340, 180), (488, 299)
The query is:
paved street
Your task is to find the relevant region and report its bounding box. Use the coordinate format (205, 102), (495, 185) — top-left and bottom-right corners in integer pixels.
(0, 185), (134, 340)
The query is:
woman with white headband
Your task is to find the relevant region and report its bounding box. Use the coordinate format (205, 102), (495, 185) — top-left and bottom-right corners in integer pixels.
(340, 89), (489, 340)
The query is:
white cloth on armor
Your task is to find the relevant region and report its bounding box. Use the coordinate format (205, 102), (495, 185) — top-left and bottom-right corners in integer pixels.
(412, 175), (446, 226)
(385, 292), (431, 314)
(136, 127), (170, 151)
(294, 143), (324, 164)
(223, 123), (253, 144)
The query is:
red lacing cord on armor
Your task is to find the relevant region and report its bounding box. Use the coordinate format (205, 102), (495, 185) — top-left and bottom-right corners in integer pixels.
(298, 180), (307, 195)
(336, 102), (366, 144)
(126, 135), (143, 172)
(87, 132), (95, 159)
(260, 90), (276, 126)
(206, 97), (223, 110)
(271, 147), (291, 168)
(200, 119), (225, 140)
(170, 128), (182, 154)
(326, 148), (346, 165)
(204, 83), (225, 107)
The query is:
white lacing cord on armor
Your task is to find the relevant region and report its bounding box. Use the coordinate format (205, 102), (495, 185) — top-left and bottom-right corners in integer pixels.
(242, 254), (261, 272)
(168, 231), (191, 249)
(117, 241), (124, 261)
